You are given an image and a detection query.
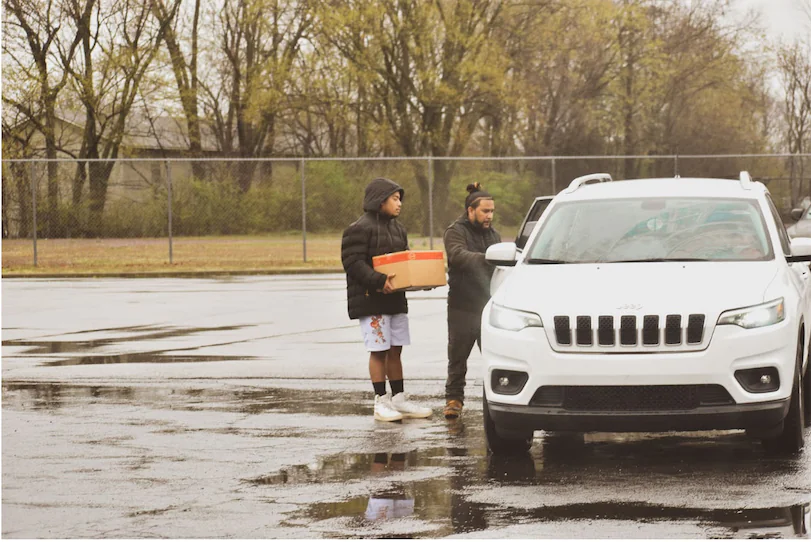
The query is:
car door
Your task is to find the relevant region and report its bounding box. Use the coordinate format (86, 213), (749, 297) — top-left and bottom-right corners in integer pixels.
(766, 196), (811, 344)
(490, 196), (554, 295)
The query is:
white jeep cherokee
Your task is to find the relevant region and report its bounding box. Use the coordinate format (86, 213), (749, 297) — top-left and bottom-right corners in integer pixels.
(482, 172), (811, 455)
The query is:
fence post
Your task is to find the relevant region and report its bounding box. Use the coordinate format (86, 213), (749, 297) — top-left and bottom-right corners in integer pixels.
(790, 153), (797, 206)
(301, 158), (307, 263)
(30, 162), (38, 267)
(674, 155), (679, 177)
(166, 161), (173, 264)
(428, 155), (434, 249)
(551, 158), (556, 194)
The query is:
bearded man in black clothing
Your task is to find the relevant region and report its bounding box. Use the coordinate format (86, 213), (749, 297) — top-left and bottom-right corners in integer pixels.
(442, 183), (501, 419)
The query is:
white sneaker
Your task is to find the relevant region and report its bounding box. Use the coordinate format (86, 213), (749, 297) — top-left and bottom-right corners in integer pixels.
(374, 393), (404, 422)
(391, 392), (433, 419)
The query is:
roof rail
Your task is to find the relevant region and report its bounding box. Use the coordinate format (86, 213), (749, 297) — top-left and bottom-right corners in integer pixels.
(739, 171), (753, 190)
(563, 173), (613, 194)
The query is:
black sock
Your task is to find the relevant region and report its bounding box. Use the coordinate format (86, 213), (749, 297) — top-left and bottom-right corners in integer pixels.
(390, 379), (404, 396)
(373, 381), (387, 396)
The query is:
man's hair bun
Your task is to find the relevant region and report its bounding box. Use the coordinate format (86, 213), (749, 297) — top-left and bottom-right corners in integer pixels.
(466, 182), (483, 194)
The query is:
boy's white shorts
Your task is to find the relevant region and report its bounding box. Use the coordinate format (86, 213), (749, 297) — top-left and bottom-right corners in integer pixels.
(358, 314), (410, 352)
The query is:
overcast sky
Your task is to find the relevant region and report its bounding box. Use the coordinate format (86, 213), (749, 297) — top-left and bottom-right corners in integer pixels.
(735, 0), (810, 42)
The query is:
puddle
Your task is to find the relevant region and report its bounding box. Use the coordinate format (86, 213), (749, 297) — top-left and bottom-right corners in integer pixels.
(3, 323), (366, 368)
(2, 325), (253, 354)
(249, 446), (811, 538)
(2, 325), (161, 341)
(2, 383), (138, 410)
(1, 383), (376, 417)
(259, 448), (484, 538)
(231, 388), (380, 417)
(3, 381), (809, 538)
(40, 353), (255, 366)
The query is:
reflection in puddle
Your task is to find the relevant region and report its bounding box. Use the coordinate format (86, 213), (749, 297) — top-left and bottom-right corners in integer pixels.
(1, 383), (376, 418)
(2, 383), (137, 411)
(254, 444), (810, 538)
(269, 449), (464, 538)
(364, 453), (414, 521)
(3, 382), (809, 538)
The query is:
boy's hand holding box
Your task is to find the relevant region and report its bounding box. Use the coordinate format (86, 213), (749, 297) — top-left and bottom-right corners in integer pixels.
(373, 250), (447, 292)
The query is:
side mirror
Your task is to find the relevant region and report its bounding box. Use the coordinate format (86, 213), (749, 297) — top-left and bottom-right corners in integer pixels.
(787, 238), (811, 263)
(486, 242), (518, 267)
(791, 208), (804, 222)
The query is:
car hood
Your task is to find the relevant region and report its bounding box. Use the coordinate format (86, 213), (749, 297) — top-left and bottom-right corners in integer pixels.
(495, 261), (779, 320)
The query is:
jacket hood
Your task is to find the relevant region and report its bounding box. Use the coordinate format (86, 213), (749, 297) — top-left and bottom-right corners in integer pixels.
(363, 178), (405, 213)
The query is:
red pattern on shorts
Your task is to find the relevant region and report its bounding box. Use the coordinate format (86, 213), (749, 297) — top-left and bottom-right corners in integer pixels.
(370, 315), (386, 344)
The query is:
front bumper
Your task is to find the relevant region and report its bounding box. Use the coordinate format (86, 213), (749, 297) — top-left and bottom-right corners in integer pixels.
(488, 398), (791, 432)
(482, 314), (798, 408)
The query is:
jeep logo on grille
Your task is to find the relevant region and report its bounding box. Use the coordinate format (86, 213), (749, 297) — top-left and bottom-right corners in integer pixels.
(616, 304), (643, 311)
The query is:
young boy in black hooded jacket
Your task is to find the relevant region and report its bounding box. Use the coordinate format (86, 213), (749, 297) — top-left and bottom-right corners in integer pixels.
(341, 177), (432, 422)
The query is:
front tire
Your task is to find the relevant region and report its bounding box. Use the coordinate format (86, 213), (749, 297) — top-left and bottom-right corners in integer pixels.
(763, 335), (806, 455)
(483, 392), (533, 455)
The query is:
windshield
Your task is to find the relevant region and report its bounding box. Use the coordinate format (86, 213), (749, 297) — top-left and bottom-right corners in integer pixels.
(526, 198), (773, 264)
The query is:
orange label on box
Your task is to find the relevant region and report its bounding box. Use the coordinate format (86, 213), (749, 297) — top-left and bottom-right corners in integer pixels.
(372, 250), (443, 267)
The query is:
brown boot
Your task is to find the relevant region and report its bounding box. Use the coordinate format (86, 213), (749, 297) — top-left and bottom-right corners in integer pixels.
(443, 399), (463, 419)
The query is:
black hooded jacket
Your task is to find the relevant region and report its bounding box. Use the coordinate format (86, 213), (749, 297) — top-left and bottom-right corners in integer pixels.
(444, 215), (502, 314)
(341, 178), (409, 320)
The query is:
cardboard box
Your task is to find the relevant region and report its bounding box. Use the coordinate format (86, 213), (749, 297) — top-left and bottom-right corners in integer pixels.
(372, 250), (447, 292)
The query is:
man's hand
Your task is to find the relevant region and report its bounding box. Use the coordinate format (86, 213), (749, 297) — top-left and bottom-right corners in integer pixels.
(382, 273), (397, 294)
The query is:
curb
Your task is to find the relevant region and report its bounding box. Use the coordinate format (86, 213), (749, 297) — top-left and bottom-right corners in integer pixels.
(2, 268), (345, 279)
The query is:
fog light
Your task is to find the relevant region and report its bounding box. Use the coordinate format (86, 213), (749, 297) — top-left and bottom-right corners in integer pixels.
(735, 367), (780, 393)
(491, 369), (529, 395)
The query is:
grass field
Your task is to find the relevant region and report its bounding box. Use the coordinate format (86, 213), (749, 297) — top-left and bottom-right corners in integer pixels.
(1, 233), (451, 275)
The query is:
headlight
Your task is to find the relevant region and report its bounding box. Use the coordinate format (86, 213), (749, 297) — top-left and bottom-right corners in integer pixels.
(489, 304), (543, 331)
(718, 298), (785, 329)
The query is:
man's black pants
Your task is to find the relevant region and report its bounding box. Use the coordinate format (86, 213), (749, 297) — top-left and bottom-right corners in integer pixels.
(445, 307), (482, 403)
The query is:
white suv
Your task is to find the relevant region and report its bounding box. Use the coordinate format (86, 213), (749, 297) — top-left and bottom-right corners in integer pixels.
(482, 172), (811, 455)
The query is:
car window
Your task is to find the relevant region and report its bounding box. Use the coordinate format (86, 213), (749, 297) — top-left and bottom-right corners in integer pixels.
(765, 195), (792, 256)
(526, 197), (774, 263)
(516, 198), (552, 250)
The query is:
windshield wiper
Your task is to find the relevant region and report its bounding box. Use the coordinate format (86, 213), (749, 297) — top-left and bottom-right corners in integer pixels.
(525, 258), (568, 264)
(606, 258), (710, 263)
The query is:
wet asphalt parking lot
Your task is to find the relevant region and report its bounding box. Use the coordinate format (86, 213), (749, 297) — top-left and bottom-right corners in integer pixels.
(2, 275), (810, 538)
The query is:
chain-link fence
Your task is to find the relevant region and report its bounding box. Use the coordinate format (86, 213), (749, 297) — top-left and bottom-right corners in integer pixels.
(2, 155), (810, 271)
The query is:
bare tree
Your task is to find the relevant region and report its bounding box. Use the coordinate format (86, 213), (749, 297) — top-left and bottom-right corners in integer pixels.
(60, 0), (172, 234)
(3, 0), (81, 236)
(778, 41), (811, 206)
(202, 0), (312, 192)
(498, 1), (613, 159)
(319, 0), (508, 231)
(151, 0), (207, 179)
(1, 109), (36, 238)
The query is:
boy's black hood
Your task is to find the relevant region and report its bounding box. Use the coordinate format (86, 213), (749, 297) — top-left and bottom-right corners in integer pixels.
(363, 177), (405, 213)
